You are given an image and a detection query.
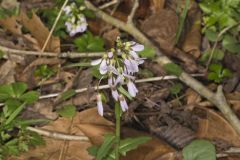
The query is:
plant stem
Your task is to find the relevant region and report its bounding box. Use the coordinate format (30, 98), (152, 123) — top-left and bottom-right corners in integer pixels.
(115, 102), (121, 160)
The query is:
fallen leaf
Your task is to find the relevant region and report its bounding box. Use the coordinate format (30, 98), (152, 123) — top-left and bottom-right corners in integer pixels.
(9, 108), (178, 160)
(196, 107), (240, 147)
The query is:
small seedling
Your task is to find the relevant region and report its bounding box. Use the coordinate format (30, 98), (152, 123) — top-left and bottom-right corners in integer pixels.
(207, 63), (232, 83)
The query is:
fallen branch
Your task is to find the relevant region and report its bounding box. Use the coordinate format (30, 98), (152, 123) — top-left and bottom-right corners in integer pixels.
(0, 45), (104, 58)
(26, 126), (89, 141)
(84, 0), (240, 135)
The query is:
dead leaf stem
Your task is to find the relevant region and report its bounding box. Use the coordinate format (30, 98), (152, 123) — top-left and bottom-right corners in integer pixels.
(84, 0), (240, 136)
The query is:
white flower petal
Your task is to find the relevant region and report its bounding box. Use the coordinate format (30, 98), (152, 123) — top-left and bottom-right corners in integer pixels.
(108, 52), (113, 58)
(127, 81), (138, 97)
(120, 98), (128, 112)
(91, 59), (102, 66)
(131, 42), (144, 51)
(97, 94), (103, 116)
(129, 51), (139, 59)
(100, 59), (108, 74)
(111, 89), (119, 101)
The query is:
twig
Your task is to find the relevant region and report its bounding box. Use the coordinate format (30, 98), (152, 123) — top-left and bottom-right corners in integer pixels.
(0, 45), (104, 58)
(127, 0), (139, 24)
(41, 0), (69, 52)
(99, 0), (118, 9)
(39, 74), (202, 99)
(84, 0), (240, 136)
(26, 126), (89, 141)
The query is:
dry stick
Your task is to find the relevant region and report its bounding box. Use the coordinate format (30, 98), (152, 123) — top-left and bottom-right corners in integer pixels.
(99, 0), (118, 9)
(0, 45), (104, 58)
(41, 0), (69, 53)
(26, 126), (89, 141)
(84, 0), (240, 135)
(25, 74), (201, 141)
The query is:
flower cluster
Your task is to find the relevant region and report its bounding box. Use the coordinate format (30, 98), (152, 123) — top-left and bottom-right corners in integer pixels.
(91, 38), (145, 116)
(63, 3), (87, 36)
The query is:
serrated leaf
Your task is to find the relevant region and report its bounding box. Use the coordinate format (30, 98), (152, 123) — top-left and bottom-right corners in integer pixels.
(96, 134), (115, 160)
(56, 105), (76, 118)
(117, 86), (133, 100)
(12, 82), (27, 98)
(20, 91), (39, 104)
(163, 63), (183, 76)
(59, 89), (76, 101)
(0, 84), (14, 101)
(3, 99), (21, 117)
(183, 139), (216, 160)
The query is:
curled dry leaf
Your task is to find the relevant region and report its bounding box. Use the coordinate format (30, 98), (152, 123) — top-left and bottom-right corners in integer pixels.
(181, 2), (201, 59)
(196, 107), (240, 147)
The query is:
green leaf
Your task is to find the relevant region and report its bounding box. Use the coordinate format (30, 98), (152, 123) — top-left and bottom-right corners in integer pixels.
(59, 89), (76, 101)
(107, 136), (151, 159)
(0, 84), (14, 101)
(5, 102), (26, 125)
(96, 134), (115, 160)
(56, 105), (76, 118)
(3, 99), (21, 117)
(207, 72), (219, 82)
(170, 83), (183, 95)
(205, 28), (218, 42)
(74, 32), (105, 52)
(29, 132), (45, 146)
(117, 86), (133, 100)
(12, 82), (27, 98)
(20, 91), (39, 104)
(83, 9), (95, 18)
(183, 139), (216, 160)
(119, 136), (151, 156)
(138, 46), (155, 58)
(222, 35), (240, 53)
(87, 145), (99, 156)
(163, 63), (183, 77)
(222, 69), (232, 78)
(200, 49), (224, 62)
(209, 63), (222, 73)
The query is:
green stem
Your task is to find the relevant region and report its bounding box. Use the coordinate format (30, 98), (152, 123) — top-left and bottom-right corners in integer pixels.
(115, 102), (121, 160)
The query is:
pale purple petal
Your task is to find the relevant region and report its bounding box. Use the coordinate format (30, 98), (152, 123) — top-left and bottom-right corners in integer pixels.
(108, 77), (113, 86)
(131, 42), (144, 52)
(127, 81), (138, 97)
(97, 94), (103, 116)
(129, 51), (139, 59)
(108, 52), (113, 58)
(111, 89), (119, 101)
(120, 97), (128, 112)
(100, 59), (108, 74)
(91, 59), (102, 66)
(115, 74), (124, 86)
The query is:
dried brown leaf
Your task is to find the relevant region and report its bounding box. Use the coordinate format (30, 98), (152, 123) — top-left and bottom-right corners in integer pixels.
(196, 107), (240, 147)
